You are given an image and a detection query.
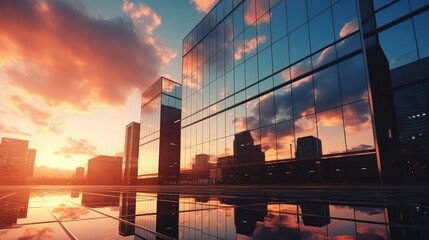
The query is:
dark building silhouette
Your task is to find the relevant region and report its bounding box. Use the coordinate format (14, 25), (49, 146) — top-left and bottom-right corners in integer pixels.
(81, 191), (120, 208)
(123, 122), (140, 185)
(234, 130), (265, 165)
(138, 77), (181, 184)
(300, 203), (331, 227)
(86, 155), (122, 185)
(119, 191), (136, 236)
(0, 190), (30, 228)
(0, 137), (36, 185)
(296, 136), (322, 159)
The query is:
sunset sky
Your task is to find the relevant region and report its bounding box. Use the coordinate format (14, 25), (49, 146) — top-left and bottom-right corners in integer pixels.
(0, 0), (218, 171)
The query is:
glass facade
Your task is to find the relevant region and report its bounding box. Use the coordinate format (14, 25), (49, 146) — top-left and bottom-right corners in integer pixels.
(181, 0), (429, 184)
(138, 77), (181, 184)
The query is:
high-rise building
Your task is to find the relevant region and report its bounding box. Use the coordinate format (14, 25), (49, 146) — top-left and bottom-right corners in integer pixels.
(0, 137), (36, 185)
(86, 155), (122, 185)
(123, 122), (140, 185)
(138, 77), (181, 184)
(296, 136), (322, 159)
(180, 0), (429, 184)
(73, 167), (85, 184)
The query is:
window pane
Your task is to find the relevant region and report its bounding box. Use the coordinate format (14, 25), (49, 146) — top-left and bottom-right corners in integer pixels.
(244, 24), (257, 59)
(275, 84), (293, 122)
(225, 70), (234, 97)
(287, 0), (308, 32)
(257, 12), (271, 51)
(225, 42), (234, 72)
(260, 92), (275, 127)
(217, 22), (225, 51)
(414, 11), (429, 59)
(332, 0), (358, 40)
(258, 46), (273, 80)
(216, 49), (225, 78)
(217, 76), (225, 101)
(210, 116), (217, 141)
(261, 125), (277, 161)
(259, 76), (274, 93)
(272, 36), (289, 72)
(234, 4), (244, 37)
(309, 8), (334, 53)
(276, 120), (295, 159)
(307, 0), (331, 19)
(235, 103), (247, 133)
(317, 107), (346, 155)
(343, 100), (374, 152)
(217, 112), (226, 139)
(375, 0), (410, 28)
(314, 65), (341, 111)
(338, 54), (368, 104)
(289, 23), (310, 64)
(247, 98), (260, 130)
(226, 108), (235, 137)
(234, 33), (244, 65)
(225, 15), (234, 45)
(271, 0), (287, 42)
(292, 76), (315, 117)
(245, 56), (258, 87)
(244, 0), (256, 27)
(235, 63), (245, 92)
(294, 114), (317, 156)
(246, 84), (259, 99)
(410, 0), (429, 10)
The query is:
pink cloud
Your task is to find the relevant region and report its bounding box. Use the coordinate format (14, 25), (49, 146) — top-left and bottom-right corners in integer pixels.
(55, 137), (98, 158)
(190, 0), (218, 13)
(339, 19), (359, 38)
(234, 35), (267, 61)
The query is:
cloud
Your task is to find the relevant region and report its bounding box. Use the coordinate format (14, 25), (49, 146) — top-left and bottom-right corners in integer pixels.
(55, 137), (97, 158)
(339, 19), (359, 38)
(190, 0), (218, 13)
(18, 227), (55, 240)
(52, 204), (90, 220)
(234, 35), (267, 61)
(0, 122), (32, 136)
(0, 0), (178, 133)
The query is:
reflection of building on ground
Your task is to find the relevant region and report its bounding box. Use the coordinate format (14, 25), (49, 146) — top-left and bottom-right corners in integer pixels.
(73, 167), (85, 184)
(387, 205), (429, 239)
(134, 193), (179, 240)
(118, 191), (136, 237)
(300, 203), (331, 227)
(137, 77), (181, 185)
(86, 155), (122, 185)
(0, 137), (36, 185)
(296, 136), (322, 159)
(0, 190), (30, 228)
(123, 122), (140, 185)
(81, 192), (120, 208)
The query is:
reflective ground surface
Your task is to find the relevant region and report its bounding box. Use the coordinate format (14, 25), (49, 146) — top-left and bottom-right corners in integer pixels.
(0, 186), (428, 240)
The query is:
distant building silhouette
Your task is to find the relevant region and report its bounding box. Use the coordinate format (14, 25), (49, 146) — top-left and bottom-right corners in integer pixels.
(296, 136), (322, 159)
(123, 122), (140, 185)
(74, 167), (85, 179)
(300, 203), (331, 227)
(81, 191), (120, 208)
(0, 137), (36, 185)
(138, 77), (181, 184)
(234, 130), (265, 165)
(86, 155), (122, 185)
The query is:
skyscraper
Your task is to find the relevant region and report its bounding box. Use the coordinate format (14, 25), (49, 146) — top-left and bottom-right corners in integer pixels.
(86, 155), (122, 185)
(0, 137), (36, 185)
(138, 77), (181, 184)
(123, 122), (140, 185)
(180, 0), (429, 184)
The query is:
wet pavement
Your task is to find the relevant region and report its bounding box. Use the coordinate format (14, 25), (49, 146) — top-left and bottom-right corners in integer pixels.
(0, 185), (428, 239)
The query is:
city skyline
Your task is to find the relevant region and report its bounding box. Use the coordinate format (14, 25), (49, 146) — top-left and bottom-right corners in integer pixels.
(0, 0), (219, 172)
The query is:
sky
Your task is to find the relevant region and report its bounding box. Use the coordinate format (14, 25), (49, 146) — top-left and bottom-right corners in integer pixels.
(0, 0), (218, 171)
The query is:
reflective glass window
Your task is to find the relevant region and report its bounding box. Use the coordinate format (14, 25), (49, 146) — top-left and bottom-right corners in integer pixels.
(257, 12), (271, 51)
(203, 61), (210, 87)
(373, 0), (395, 10)
(217, 22), (225, 51)
(235, 63), (245, 92)
(234, 4), (244, 37)
(203, 118), (209, 143)
(261, 125), (277, 161)
(332, 0), (358, 40)
(244, 0), (257, 27)
(294, 114), (317, 151)
(312, 45), (336, 69)
(225, 42), (234, 72)
(276, 120), (295, 159)
(259, 76), (274, 93)
(216, 49), (225, 78)
(272, 35), (289, 73)
(217, 138), (226, 160)
(234, 33), (244, 65)
(287, 0), (308, 32)
(274, 84), (293, 122)
(338, 54), (368, 104)
(375, 0), (410, 28)
(258, 46), (273, 80)
(209, 80), (217, 105)
(273, 68), (291, 86)
(247, 98), (260, 130)
(202, 86), (209, 109)
(196, 121), (202, 146)
(257, 0), (270, 20)
(235, 103), (247, 133)
(309, 8), (334, 53)
(307, 0), (331, 19)
(313, 65), (341, 111)
(217, 76), (225, 101)
(217, 0), (224, 23)
(225, 15), (234, 45)
(270, 0), (282, 8)
(225, 108), (235, 137)
(292, 76), (314, 117)
(336, 32), (361, 59)
(289, 24), (310, 64)
(316, 107), (346, 154)
(410, 0), (429, 10)
(260, 92), (275, 127)
(235, 90), (246, 103)
(343, 100), (374, 152)
(245, 56), (258, 87)
(209, 140), (217, 164)
(271, 0), (287, 43)
(244, 24), (257, 59)
(246, 84), (259, 99)
(209, 30), (217, 57)
(210, 116), (217, 141)
(414, 11), (429, 59)
(217, 111), (226, 139)
(290, 57), (312, 79)
(210, 56), (216, 82)
(225, 70), (234, 97)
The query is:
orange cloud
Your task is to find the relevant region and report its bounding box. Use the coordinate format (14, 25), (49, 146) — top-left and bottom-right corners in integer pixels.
(0, 122), (32, 136)
(0, 0), (167, 116)
(190, 0), (218, 13)
(55, 137), (97, 158)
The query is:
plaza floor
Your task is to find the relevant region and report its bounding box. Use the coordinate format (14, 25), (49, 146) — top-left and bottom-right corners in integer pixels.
(0, 185), (428, 239)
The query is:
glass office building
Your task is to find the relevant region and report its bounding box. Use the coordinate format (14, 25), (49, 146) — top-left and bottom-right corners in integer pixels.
(138, 77), (182, 184)
(181, 0), (429, 184)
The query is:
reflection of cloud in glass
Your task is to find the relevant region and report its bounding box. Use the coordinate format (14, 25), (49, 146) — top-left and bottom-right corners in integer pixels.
(339, 19), (359, 38)
(357, 225), (388, 240)
(343, 102), (371, 134)
(234, 35), (267, 61)
(52, 204), (89, 220)
(18, 227), (55, 240)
